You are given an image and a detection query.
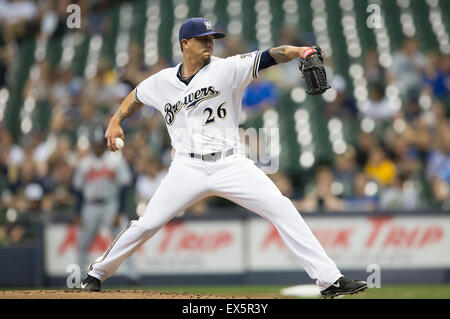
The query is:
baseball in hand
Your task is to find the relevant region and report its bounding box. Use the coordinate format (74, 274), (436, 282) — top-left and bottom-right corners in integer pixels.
(115, 137), (124, 150)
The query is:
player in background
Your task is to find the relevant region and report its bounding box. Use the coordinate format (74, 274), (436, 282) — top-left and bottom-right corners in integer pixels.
(73, 128), (139, 285)
(81, 18), (367, 298)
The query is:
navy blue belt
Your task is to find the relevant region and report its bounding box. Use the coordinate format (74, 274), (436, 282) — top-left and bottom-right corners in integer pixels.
(189, 149), (234, 162)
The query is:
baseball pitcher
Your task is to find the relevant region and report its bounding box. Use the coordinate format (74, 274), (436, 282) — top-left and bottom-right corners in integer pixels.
(81, 18), (367, 298)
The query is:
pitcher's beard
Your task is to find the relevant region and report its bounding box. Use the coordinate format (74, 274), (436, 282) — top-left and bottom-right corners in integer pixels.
(202, 55), (211, 66)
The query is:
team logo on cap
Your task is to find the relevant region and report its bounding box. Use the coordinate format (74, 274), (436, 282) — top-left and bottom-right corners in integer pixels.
(204, 21), (212, 30)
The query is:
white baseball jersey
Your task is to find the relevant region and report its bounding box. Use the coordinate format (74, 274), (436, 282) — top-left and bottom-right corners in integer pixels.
(134, 51), (263, 154)
(88, 51), (343, 291)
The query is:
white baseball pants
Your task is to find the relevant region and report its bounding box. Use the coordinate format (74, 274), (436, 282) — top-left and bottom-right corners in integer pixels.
(88, 152), (342, 290)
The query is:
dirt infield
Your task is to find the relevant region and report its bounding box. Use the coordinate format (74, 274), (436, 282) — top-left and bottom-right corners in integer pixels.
(0, 290), (256, 299)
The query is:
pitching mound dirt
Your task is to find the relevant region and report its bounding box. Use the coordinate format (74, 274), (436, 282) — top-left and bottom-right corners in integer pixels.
(0, 290), (270, 299)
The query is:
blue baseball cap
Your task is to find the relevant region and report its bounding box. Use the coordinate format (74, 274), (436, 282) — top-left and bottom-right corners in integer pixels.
(179, 17), (226, 43)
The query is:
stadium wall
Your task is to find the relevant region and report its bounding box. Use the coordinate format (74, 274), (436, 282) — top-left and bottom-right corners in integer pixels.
(1, 210), (450, 287)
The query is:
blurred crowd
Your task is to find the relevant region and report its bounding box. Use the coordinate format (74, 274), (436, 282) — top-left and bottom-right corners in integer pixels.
(0, 0), (449, 245)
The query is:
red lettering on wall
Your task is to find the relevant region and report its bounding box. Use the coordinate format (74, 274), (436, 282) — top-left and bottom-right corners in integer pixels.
(177, 232), (232, 251)
(365, 217), (393, 248)
(334, 229), (353, 247)
(158, 222), (183, 253)
(214, 232), (232, 250)
(261, 226), (353, 250)
(312, 229), (353, 248)
(405, 228), (419, 247)
(261, 226), (285, 250)
(88, 234), (111, 253)
(158, 222), (234, 253)
(58, 225), (143, 256)
(311, 230), (333, 247)
(382, 227), (407, 248)
(418, 227), (443, 248)
(382, 226), (443, 248)
(58, 225), (78, 255)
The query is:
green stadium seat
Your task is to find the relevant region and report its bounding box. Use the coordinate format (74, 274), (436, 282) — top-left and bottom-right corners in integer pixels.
(380, 0), (404, 51)
(4, 37), (36, 141)
(71, 34), (91, 78)
(410, 0), (439, 51)
(130, 0), (147, 46)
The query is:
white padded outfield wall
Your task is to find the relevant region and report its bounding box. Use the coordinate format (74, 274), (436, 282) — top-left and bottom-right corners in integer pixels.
(44, 215), (450, 277)
(248, 216), (450, 270)
(45, 220), (244, 276)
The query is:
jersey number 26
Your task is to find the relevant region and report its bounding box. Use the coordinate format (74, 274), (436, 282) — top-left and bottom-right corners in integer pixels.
(203, 102), (227, 125)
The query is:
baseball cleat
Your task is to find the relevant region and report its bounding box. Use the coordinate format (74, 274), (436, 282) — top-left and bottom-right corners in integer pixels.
(80, 275), (102, 292)
(320, 276), (368, 298)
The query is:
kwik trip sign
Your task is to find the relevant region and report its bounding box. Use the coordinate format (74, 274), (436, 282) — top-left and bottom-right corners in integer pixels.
(45, 215), (450, 275)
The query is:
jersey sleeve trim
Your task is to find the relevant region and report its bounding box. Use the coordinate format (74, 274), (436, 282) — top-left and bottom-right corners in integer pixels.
(133, 84), (143, 104)
(252, 51), (263, 79)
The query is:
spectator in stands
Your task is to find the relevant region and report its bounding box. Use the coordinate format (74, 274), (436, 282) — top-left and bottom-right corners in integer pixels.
(378, 172), (422, 211)
(119, 41), (151, 87)
(297, 165), (347, 212)
(403, 89), (422, 124)
(0, 133), (9, 210)
(387, 37), (427, 98)
(344, 172), (377, 212)
(0, 0), (39, 43)
(426, 123), (450, 185)
(324, 75), (358, 122)
(2, 0), (450, 222)
(384, 132), (421, 179)
(147, 113), (171, 156)
(0, 30), (12, 88)
(264, 26), (305, 89)
(4, 155), (47, 243)
(42, 157), (76, 219)
(355, 131), (379, 167)
(423, 52), (449, 100)
(430, 177), (450, 210)
(7, 155), (46, 209)
(47, 134), (78, 167)
(359, 81), (399, 120)
(84, 0), (109, 35)
(406, 113), (433, 162)
(26, 130), (52, 170)
(38, 0), (61, 39)
(383, 116), (423, 170)
(364, 146), (396, 186)
(135, 155), (166, 206)
(50, 65), (79, 115)
(423, 100), (450, 151)
(333, 147), (359, 198)
(217, 34), (246, 58)
(0, 127), (24, 166)
(242, 76), (278, 119)
(83, 57), (118, 109)
(269, 170), (298, 199)
(364, 49), (385, 83)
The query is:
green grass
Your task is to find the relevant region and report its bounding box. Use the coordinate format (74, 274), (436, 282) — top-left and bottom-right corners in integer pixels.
(122, 284), (450, 299)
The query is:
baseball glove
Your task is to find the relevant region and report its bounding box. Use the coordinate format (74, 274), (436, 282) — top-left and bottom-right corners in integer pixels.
(299, 46), (331, 95)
